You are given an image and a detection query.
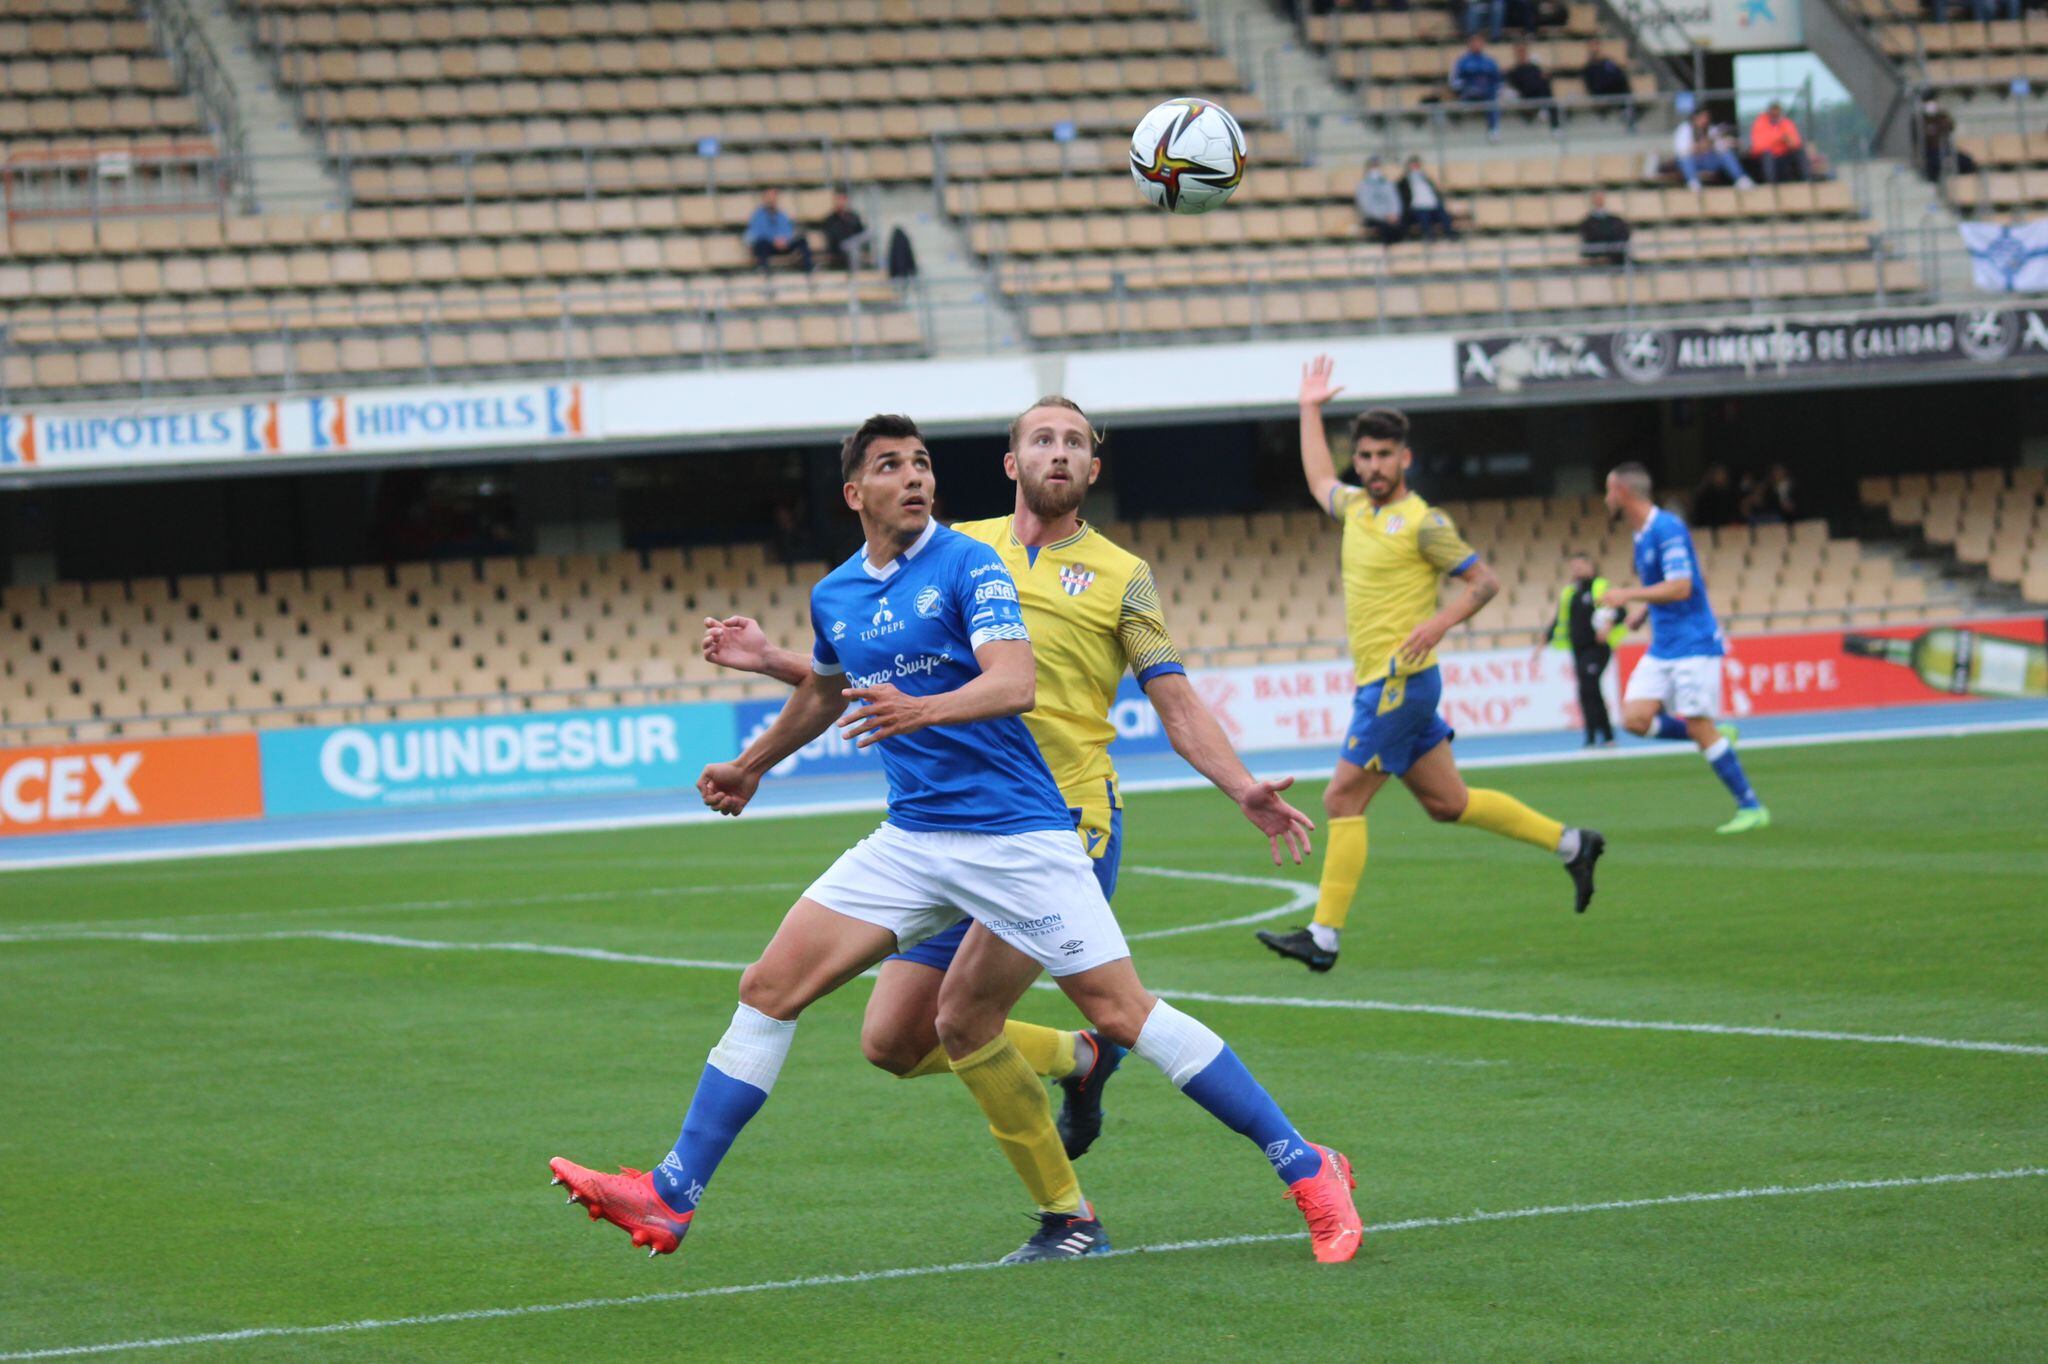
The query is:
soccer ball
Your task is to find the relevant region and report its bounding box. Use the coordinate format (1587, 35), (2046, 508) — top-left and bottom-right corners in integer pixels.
(1129, 97), (1247, 215)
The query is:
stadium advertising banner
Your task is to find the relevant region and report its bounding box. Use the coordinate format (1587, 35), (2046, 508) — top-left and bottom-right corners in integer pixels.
(0, 734), (263, 838)
(1615, 617), (2047, 717)
(1108, 645), (1608, 761)
(0, 379), (592, 473)
(1456, 308), (2048, 395)
(258, 704), (732, 816)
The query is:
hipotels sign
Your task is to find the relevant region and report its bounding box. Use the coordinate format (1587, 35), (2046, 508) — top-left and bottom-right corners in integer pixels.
(260, 705), (728, 815)
(0, 380), (590, 471)
(1459, 308), (2048, 394)
(1621, 0), (1802, 53)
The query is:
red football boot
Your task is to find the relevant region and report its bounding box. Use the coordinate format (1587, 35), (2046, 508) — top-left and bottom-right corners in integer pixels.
(1286, 1145), (1362, 1264)
(549, 1157), (693, 1257)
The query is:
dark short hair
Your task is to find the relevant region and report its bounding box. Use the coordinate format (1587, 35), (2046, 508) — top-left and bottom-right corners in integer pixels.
(840, 413), (923, 482)
(1008, 395), (1102, 455)
(1351, 407), (1410, 448)
(1567, 548), (1594, 562)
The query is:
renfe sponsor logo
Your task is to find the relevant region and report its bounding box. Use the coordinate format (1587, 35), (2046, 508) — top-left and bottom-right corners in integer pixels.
(317, 714), (680, 799)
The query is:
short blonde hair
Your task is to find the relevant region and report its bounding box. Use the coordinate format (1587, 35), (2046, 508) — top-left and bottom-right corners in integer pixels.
(1009, 396), (1103, 454)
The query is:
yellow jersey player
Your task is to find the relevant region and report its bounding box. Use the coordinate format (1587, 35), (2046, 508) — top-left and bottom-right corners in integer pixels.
(1255, 355), (1605, 975)
(704, 399), (1359, 1264)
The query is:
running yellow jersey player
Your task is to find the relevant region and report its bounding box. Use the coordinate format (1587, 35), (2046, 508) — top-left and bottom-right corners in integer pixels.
(1255, 356), (1607, 975)
(701, 398), (1357, 1263)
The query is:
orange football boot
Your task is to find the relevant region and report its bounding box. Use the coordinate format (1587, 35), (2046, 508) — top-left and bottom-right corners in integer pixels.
(1286, 1145), (1363, 1264)
(549, 1156), (694, 1257)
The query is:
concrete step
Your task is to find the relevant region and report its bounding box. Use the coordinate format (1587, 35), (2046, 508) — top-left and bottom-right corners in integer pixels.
(874, 184), (1025, 357)
(174, 0), (343, 211)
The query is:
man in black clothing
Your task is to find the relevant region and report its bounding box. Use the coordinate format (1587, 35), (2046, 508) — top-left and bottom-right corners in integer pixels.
(1539, 551), (1620, 746)
(1580, 40), (1636, 129)
(1577, 189), (1630, 266)
(819, 189), (867, 270)
(1504, 42), (1558, 130)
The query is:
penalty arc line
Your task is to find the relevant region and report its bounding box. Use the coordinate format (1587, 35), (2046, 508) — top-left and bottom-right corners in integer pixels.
(1, 1166), (2042, 1361)
(3, 923), (2044, 1057)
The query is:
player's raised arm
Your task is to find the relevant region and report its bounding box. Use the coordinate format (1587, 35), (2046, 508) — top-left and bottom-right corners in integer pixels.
(1298, 354), (1349, 516)
(702, 614), (811, 687)
(698, 667), (847, 816)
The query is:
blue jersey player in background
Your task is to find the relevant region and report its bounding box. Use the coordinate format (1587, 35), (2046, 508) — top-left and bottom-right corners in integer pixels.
(1602, 461), (1771, 834)
(549, 414), (1364, 1267)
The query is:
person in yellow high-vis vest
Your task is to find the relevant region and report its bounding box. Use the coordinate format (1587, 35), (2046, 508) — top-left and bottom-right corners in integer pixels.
(1540, 551), (1628, 747)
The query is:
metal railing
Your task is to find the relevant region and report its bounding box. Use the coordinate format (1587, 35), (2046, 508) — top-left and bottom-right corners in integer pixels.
(139, 0), (247, 199)
(0, 603), (2001, 744)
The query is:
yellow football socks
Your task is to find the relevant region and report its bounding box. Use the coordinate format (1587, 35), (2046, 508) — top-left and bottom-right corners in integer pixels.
(1311, 816), (1368, 931)
(950, 1035), (1083, 1215)
(899, 1045), (952, 1079)
(1458, 787), (1566, 852)
(1004, 1021), (1079, 1080)
(900, 1024), (1076, 1081)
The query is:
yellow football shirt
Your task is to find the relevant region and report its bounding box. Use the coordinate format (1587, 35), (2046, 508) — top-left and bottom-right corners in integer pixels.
(952, 516), (1185, 837)
(1328, 487), (1478, 686)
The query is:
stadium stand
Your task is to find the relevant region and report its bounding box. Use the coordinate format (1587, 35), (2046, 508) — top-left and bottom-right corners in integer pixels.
(0, 498), (1958, 744)
(1860, 465), (2048, 601)
(1305, 8), (1649, 113)
(0, 1), (210, 153)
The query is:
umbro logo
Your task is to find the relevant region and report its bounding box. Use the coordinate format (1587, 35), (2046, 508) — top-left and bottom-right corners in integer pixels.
(1060, 939), (1085, 956)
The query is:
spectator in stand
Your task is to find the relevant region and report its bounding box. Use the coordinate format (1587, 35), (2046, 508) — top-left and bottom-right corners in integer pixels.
(1691, 463), (1741, 528)
(744, 188), (814, 274)
(1580, 40), (1637, 129)
(1504, 42), (1560, 131)
(1676, 108), (1755, 190)
(819, 189), (867, 270)
(1919, 98), (1977, 183)
(1451, 33), (1505, 141)
(1749, 102), (1811, 183)
(1355, 156), (1406, 245)
(1400, 155), (1457, 240)
(1577, 190), (1631, 267)
(1742, 464), (1796, 524)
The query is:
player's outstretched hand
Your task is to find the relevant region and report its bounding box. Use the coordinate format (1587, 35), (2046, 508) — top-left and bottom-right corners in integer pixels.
(697, 761), (760, 817)
(1238, 776), (1316, 865)
(838, 683), (932, 749)
(1300, 354), (1344, 409)
(702, 615), (769, 673)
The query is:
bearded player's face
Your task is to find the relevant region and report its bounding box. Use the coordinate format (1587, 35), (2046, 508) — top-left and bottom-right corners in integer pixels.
(1009, 407), (1099, 520)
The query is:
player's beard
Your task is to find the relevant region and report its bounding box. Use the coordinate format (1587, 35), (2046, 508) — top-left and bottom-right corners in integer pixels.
(1019, 469), (1087, 521)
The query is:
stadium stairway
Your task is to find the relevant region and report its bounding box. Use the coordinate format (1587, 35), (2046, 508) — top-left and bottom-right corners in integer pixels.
(1198, 0), (1370, 159)
(187, 0), (340, 211)
(874, 183), (1025, 356)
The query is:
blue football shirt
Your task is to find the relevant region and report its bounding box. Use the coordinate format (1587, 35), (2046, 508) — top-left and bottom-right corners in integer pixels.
(1632, 508), (1725, 660)
(808, 519), (1072, 835)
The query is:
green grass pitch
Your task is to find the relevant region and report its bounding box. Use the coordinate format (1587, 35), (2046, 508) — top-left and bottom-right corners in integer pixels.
(2, 732), (2044, 1362)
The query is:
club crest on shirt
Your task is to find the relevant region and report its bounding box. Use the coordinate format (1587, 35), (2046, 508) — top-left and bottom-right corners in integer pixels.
(1058, 564), (1096, 596)
(1383, 515), (1405, 534)
(914, 586), (943, 618)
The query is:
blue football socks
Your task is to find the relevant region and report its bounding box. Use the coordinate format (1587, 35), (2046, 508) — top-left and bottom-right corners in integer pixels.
(1132, 1000), (1324, 1185)
(1651, 712), (1692, 741)
(651, 1004), (797, 1215)
(1705, 737), (1761, 809)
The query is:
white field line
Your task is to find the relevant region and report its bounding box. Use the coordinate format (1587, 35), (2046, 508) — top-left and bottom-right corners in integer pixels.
(2, 1165), (2041, 1362)
(6, 713), (2044, 873)
(8, 881), (806, 936)
(1121, 866), (1315, 940)
(4, 923), (2043, 1057)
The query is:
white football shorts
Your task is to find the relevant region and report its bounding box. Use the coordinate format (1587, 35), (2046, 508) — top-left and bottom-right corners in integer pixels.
(1623, 653), (1724, 719)
(802, 821), (1130, 977)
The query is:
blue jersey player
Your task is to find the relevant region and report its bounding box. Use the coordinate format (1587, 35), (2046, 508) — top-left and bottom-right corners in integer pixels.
(549, 414), (1363, 1267)
(1602, 462), (1770, 834)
